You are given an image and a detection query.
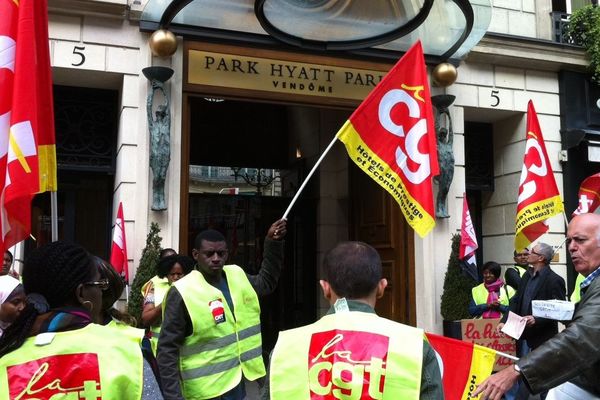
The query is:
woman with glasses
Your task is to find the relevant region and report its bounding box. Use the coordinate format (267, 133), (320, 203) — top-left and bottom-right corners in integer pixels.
(142, 254), (194, 355)
(0, 241), (163, 399)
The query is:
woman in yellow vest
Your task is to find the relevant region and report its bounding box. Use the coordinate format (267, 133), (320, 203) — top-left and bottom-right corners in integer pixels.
(142, 254), (194, 354)
(469, 261), (514, 319)
(0, 241), (162, 400)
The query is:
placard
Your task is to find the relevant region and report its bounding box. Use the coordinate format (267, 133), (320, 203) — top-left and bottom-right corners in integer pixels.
(461, 318), (516, 371)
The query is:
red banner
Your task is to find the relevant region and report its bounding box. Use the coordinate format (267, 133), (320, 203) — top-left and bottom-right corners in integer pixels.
(0, 0), (56, 252)
(426, 333), (496, 400)
(337, 41), (439, 237)
(514, 101), (563, 251)
(573, 172), (600, 216)
(459, 194), (478, 260)
(110, 202), (129, 283)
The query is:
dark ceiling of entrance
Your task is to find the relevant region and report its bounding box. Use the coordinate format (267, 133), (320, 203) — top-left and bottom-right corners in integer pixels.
(189, 97), (289, 168)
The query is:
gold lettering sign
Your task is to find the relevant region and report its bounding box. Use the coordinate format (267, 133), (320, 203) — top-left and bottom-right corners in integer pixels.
(187, 50), (388, 101)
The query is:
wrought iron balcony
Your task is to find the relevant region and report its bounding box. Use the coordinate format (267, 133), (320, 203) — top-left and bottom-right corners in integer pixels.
(552, 11), (575, 45)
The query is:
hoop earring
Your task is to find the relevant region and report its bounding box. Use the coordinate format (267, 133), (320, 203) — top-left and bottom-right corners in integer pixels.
(82, 300), (94, 314)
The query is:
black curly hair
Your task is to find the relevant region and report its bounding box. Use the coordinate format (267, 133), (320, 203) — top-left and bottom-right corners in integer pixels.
(156, 255), (195, 279)
(0, 241), (94, 357)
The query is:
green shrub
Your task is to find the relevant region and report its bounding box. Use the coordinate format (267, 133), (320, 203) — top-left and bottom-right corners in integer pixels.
(128, 222), (162, 325)
(440, 234), (477, 321)
(568, 5), (600, 83)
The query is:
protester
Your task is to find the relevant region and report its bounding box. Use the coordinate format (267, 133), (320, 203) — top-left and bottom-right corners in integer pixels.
(0, 276), (25, 338)
(140, 248), (177, 355)
(469, 261), (514, 319)
(0, 241), (163, 399)
(266, 241), (443, 399)
(1, 250), (19, 280)
(158, 218), (287, 400)
(95, 256), (136, 326)
(505, 249), (529, 291)
(499, 243), (566, 354)
(474, 213), (600, 400)
(142, 254), (194, 354)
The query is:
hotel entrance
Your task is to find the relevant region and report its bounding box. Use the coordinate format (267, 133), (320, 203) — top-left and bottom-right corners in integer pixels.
(180, 42), (416, 349)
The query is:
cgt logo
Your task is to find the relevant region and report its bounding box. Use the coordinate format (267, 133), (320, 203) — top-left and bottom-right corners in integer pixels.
(308, 330), (389, 399)
(7, 353), (102, 399)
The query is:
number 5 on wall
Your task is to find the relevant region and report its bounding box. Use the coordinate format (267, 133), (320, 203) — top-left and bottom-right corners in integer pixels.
(72, 46), (86, 67)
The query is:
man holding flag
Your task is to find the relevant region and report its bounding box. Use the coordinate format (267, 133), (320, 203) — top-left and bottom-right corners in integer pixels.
(0, 0), (57, 253)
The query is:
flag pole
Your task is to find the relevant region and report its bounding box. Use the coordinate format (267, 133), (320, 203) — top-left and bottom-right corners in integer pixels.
(496, 351), (519, 362)
(50, 191), (58, 242)
(282, 133), (340, 219)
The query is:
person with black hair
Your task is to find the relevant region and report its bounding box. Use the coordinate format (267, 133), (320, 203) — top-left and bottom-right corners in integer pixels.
(158, 218), (287, 400)
(159, 248), (177, 260)
(266, 241), (443, 399)
(1, 250), (19, 280)
(95, 256), (136, 327)
(469, 261), (514, 319)
(505, 249), (529, 291)
(0, 241), (163, 399)
(142, 254), (194, 354)
(140, 247), (178, 355)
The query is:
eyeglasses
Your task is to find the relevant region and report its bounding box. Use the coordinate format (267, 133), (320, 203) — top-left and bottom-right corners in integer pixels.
(202, 250), (228, 258)
(530, 249), (543, 257)
(83, 279), (109, 291)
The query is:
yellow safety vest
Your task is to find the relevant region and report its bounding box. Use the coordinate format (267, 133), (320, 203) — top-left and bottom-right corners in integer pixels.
(0, 323), (143, 400)
(570, 273), (585, 303)
(173, 266), (265, 399)
(270, 311), (423, 400)
(471, 283), (514, 307)
(142, 275), (170, 355)
(512, 265), (527, 278)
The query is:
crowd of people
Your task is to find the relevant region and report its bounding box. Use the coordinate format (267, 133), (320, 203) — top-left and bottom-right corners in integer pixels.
(0, 213), (599, 399)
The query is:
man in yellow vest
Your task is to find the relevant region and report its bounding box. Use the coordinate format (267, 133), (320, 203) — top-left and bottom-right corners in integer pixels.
(504, 249), (529, 292)
(158, 218), (287, 400)
(268, 241), (443, 399)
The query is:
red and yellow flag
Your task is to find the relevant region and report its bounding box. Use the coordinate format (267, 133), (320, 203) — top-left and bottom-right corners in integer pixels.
(0, 0), (56, 252)
(514, 101), (563, 251)
(337, 41), (439, 237)
(426, 333), (496, 400)
(573, 172), (600, 216)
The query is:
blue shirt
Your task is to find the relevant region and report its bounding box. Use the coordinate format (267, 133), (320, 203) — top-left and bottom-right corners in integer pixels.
(580, 266), (600, 297)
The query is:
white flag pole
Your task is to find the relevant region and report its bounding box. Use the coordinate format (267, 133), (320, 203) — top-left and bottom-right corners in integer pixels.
(282, 132), (341, 220)
(50, 191), (58, 242)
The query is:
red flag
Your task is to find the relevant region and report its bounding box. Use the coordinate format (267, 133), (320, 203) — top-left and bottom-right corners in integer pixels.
(573, 172), (600, 216)
(110, 203), (129, 283)
(459, 195), (478, 260)
(338, 41), (439, 237)
(459, 195), (478, 280)
(0, 0), (57, 252)
(514, 101), (563, 251)
(426, 333), (496, 400)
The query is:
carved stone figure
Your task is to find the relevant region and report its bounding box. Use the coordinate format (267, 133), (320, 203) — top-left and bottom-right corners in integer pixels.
(147, 80), (170, 211)
(432, 95), (455, 218)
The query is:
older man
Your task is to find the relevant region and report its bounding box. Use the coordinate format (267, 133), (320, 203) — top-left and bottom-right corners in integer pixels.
(474, 213), (600, 400)
(499, 242), (566, 355)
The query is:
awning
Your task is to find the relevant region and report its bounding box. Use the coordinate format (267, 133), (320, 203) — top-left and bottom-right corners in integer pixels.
(139, 0), (492, 61)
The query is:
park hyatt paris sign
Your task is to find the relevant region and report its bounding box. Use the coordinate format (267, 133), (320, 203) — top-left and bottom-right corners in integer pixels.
(187, 49), (389, 101)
